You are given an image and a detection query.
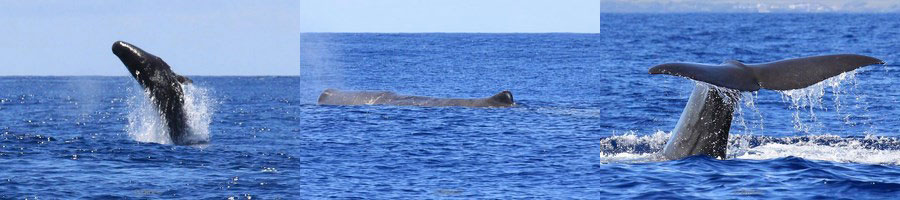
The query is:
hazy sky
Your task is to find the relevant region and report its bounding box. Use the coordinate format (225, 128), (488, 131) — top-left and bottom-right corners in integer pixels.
(0, 0), (893, 75)
(2, 1), (304, 76)
(0, 0), (601, 76)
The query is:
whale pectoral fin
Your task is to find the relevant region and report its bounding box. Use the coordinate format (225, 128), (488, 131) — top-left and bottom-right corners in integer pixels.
(747, 54), (884, 90)
(176, 75), (193, 84)
(489, 90), (515, 105)
(649, 62), (761, 91)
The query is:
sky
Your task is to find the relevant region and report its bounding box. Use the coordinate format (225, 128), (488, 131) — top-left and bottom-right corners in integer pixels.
(0, 0), (601, 76)
(0, 0), (895, 75)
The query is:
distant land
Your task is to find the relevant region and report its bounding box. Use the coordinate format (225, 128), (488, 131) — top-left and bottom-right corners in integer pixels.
(600, 0), (900, 13)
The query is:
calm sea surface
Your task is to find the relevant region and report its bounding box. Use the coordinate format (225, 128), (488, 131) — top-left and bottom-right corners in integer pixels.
(3, 14), (900, 199)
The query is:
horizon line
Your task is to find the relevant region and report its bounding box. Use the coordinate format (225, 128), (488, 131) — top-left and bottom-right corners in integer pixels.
(0, 75), (303, 77)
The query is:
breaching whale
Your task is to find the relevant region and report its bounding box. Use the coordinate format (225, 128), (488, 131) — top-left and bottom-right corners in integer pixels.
(112, 41), (194, 145)
(650, 54), (884, 160)
(318, 89), (516, 107)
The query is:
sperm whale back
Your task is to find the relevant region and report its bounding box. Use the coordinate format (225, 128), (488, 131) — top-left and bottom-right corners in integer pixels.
(318, 89), (515, 108)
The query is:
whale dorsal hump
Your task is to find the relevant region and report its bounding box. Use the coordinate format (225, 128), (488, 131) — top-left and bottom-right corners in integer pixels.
(489, 90), (514, 105)
(649, 54), (883, 91)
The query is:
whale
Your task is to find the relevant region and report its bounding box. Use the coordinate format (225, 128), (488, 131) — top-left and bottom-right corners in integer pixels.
(318, 89), (515, 107)
(112, 41), (194, 145)
(649, 54), (884, 160)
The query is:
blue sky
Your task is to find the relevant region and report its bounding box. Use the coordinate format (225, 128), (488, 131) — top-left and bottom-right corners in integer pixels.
(0, 0), (601, 76)
(1, 1), (304, 76)
(1, 0), (893, 75)
(298, 1), (601, 33)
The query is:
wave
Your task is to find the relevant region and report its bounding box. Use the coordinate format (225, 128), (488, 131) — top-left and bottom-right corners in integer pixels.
(597, 132), (900, 165)
(594, 70), (892, 164)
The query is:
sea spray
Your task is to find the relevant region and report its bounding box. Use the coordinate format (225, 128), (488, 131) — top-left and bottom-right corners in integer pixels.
(728, 91), (764, 157)
(779, 71), (860, 133)
(68, 77), (103, 119)
(181, 84), (215, 143)
(597, 132), (900, 165)
(300, 33), (345, 102)
(597, 131), (670, 163)
(126, 86), (171, 144)
(126, 84), (215, 144)
(736, 134), (900, 165)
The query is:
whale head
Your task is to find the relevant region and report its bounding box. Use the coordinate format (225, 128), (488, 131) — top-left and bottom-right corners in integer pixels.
(112, 41), (174, 82)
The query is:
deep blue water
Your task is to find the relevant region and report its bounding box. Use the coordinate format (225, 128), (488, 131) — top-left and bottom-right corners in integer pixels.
(3, 14), (900, 199)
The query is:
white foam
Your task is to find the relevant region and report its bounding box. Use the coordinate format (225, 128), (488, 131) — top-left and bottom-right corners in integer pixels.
(596, 131), (900, 165)
(126, 84), (215, 145)
(735, 135), (900, 165)
(599, 131), (669, 151)
(596, 131), (758, 163)
(597, 70), (886, 164)
(596, 131), (669, 163)
(597, 152), (664, 163)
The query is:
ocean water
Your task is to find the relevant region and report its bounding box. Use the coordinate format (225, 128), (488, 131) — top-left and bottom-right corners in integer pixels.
(3, 14), (900, 199)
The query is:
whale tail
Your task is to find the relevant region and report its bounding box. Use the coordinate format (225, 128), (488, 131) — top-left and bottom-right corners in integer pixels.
(489, 91), (515, 105)
(649, 54), (884, 91)
(649, 54), (883, 160)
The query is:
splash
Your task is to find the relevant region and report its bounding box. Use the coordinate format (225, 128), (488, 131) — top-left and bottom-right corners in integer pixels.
(778, 71), (860, 133)
(735, 134), (900, 165)
(126, 84), (215, 145)
(700, 82), (767, 135)
(597, 131), (669, 163)
(181, 84), (215, 143)
(599, 72), (881, 164)
(597, 131), (900, 165)
(126, 87), (170, 144)
(734, 91), (764, 135)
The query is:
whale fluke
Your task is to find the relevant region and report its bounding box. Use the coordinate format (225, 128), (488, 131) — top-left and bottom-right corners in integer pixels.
(649, 54), (884, 91)
(650, 54), (883, 160)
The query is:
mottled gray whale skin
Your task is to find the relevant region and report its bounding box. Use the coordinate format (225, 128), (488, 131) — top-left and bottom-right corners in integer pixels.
(112, 41), (194, 145)
(650, 54), (883, 160)
(318, 89), (515, 107)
